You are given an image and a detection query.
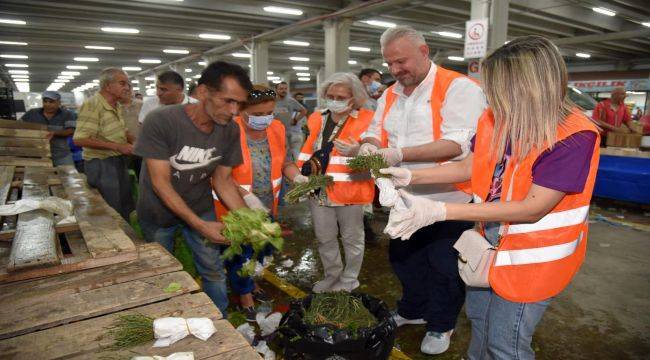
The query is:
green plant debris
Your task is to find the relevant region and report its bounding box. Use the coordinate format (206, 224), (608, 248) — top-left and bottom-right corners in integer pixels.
(163, 282), (182, 293)
(347, 154), (389, 178)
(107, 313), (154, 349)
(304, 292), (377, 332)
(284, 175), (333, 204)
(228, 311), (248, 328)
(221, 208), (284, 277)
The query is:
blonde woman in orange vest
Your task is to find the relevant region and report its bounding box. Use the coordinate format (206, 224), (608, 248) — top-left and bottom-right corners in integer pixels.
(295, 72), (375, 293)
(213, 85), (303, 321)
(379, 36), (600, 359)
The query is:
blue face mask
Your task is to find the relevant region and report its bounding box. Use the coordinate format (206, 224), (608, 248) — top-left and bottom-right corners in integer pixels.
(368, 80), (382, 94)
(246, 114), (273, 130)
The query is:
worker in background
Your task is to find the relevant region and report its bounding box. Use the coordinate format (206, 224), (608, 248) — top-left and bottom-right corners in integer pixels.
(592, 86), (639, 141)
(21, 90), (76, 166)
(297, 72), (374, 294)
(134, 61), (252, 314)
(138, 70), (198, 125)
(273, 81), (307, 162)
(358, 68), (384, 111)
(134, 92), (143, 101)
(73, 68), (135, 221)
(348, 25), (487, 355)
(119, 83), (144, 178)
(379, 35), (600, 360)
(214, 84), (304, 321)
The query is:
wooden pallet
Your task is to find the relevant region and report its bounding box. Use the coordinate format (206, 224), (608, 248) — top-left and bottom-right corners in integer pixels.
(0, 165), (137, 283)
(0, 119), (51, 166)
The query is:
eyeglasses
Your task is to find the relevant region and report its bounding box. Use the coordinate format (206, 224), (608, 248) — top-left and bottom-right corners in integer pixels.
(249, 89), (276, 99)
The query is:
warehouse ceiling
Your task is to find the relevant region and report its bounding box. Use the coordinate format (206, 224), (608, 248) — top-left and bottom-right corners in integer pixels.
(1, 0), (649, 93)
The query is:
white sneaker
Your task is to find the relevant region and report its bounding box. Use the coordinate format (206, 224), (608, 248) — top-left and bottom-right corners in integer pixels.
(312, 277), (339, 293)
(420, 330), (454, 355)
(391, 311), (426, 327)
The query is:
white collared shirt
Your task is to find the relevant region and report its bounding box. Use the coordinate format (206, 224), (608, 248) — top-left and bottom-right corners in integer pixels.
(138, 94), (198, 124)
(363, 61), (487, 203)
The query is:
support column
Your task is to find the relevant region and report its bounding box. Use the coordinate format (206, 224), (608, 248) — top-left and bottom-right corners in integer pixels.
(489, 0), (509, 50)
(323, 17), (352, 79)
(251, 40), (269, 84)
(316, 66), (326, 107)
(136, 76), (145, 94)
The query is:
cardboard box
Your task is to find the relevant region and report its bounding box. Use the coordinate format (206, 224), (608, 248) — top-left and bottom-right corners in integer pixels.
(606, 132), (642, 148)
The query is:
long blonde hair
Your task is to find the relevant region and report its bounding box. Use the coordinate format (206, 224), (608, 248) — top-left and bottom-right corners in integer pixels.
(481, 35), (574, 161)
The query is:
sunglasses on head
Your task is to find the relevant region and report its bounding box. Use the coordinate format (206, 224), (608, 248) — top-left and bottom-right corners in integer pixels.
(249, 89), (276, 99)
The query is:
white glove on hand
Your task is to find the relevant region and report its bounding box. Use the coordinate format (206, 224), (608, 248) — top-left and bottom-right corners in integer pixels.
(383, 190), (447, 240)
(358, 143), (379, 156)
(293, 174), (309, 183)
(376, 147), (403, 166)
(375, 177), (400, 208)
(333, 137), (360, 156)
(243, 193), (270, 213)
(379, 167), (412, 188)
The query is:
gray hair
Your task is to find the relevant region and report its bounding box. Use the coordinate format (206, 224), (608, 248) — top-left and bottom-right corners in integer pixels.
(319, 72), (369, 109)
(380, 25), (426, 49)
(99, 67), (127, 89)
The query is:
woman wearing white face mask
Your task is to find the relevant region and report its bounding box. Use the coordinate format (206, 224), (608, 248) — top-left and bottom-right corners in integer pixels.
(295, 72), (375, 293)
(213, 84), (303, 321)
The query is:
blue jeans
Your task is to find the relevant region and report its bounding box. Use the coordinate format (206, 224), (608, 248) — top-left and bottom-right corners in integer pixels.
(139, 211), (228, 316)
(465, 287), (551, 360)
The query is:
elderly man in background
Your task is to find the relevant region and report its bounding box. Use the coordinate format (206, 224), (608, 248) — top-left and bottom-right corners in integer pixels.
(74, 67), (135, 221)
(138, 70), (197, 124)
(120, 83), (144, 177)
(21, 90), (76, 166)
(592, 86), (640, 140)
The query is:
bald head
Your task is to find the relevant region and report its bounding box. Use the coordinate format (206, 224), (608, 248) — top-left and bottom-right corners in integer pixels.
(611, 86), (627, 104)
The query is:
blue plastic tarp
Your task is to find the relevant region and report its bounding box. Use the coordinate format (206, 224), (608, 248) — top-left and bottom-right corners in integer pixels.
(594, 155), (650, 204)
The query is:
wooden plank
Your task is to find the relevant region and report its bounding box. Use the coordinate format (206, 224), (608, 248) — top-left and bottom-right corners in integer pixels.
(0, 119), (48, 130)
(0, 166), (14, 206)
(0, 222), (79, 241)
(0, 137), (50, 149)
(11, 178), (61, 188)
(0, 270), (199, 340)
(0, 156), (52, 167)
(206, 346), (263, 360)
(0, 128), (49, 139)
(0, 293), (254, 359)
(7, 167), (59, 271)
(0, 147), (50, 158)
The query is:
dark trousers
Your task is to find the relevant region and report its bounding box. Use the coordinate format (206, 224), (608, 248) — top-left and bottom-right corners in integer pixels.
(85, 155), (135, 221)
(389, 219), (474, 332)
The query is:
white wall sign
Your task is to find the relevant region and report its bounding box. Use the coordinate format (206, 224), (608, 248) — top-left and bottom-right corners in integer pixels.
(464, 18), (488, 59)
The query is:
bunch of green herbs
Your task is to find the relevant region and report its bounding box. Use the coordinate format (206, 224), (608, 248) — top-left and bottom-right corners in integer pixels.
(106, 313), (154, 349)
(303, 292), (377, 332)
(284, 175), (333, 204)
(347, 154), (389, 178)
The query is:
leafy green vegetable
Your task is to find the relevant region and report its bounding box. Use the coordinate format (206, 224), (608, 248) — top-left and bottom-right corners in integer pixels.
(284, 175), (333, 204)
(347, 154), (389, 178)
(107, 313), (154, 349)
(304, 292), (377, 332)
(163, 282), (182, 293)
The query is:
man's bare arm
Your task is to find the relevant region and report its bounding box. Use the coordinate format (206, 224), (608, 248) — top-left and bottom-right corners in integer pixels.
(401, 139), (462, 163)
(212, 164), (246, 211)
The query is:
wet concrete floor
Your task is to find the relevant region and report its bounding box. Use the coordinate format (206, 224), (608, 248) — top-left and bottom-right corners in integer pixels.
(262, 202), (650, 359)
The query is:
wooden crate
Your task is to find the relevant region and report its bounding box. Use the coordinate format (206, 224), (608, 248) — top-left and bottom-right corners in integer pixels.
(0, 165), (138, 283)
(0, 119), (52, 166)
(606, 132), (642, 148)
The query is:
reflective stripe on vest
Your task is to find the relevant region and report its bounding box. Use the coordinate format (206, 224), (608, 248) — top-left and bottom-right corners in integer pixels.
(297, 152), (311, 162)
(329, 156), (353, 165)
(494, 232), (583, 266)
(507, 205), (589, 235)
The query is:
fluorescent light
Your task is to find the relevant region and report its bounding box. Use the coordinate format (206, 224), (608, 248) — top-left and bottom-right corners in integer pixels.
(292, 66), (309, 70)
(348, 60), (357, 65)
(289, 56), (309, 62)
(283, 40), (310, 47)
(145, 76), (156, 80)
(139, 58), (161, 64)
(272, 79), (281, 84)
(193, 74), (201, 78)
(298, 77), (311, 81)
(231, 52), (251, 58)
(1, 54), (27, 59)
(8, 69), (28, 74)
(101, 26), (139, 34)
(16, 83), (30, 92)
(296, 72), (310, 76)
(642, 22), (650, 27)
(263, 6), (303, 16)
(184, 68), (192, 72)
(93, 79), (99, 83)
(133, 87), (140, 91)
(163, 49), (190, 54)
(576, 52), (591, 58)
(85, 45), (114, 50)
(61, 71), (80, 75)
(434, 31), (463, 39)
(67, 65), (88, 70)
(447, 56), (465, 61)
(131, 80), (138, 84)
(571, 87), (582, 94)
(58, 75), (75, 79)
(0, 41), (27, 46)
(592, 7), (616, 16)
(185, 77), (192, 81)
(11, 74), (29, 78)
(122, 66), (142, 71)
(0, 19), (26, 25)
(4, 63), (28, 68)
(54, 79), (69, 83)
(198, 61), (206, 66)
(267, 71), (274, 75)
(349, 46), (371, 52)
(268, 76), (281, 80)
(382, 62), (388, 67)
(74, 57), (99, 62)
(361, 20), (396, 28)
(198, 33), (231, 40)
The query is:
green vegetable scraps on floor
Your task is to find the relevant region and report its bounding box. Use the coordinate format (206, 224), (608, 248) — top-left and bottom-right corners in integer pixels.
(107, 313), (154, 349)
(347, 154), (389, 178)
(284, 175), (333, 204)
(163, 282), (182, 293)
(304, 292), (377, 332)
(221, 208), (284, 277)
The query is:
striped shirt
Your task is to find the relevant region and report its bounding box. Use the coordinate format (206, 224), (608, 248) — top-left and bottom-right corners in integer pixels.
(73, 93), (128, 160)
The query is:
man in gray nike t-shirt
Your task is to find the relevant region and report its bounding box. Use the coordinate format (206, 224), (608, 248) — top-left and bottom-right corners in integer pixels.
(134, 61), (252, 314)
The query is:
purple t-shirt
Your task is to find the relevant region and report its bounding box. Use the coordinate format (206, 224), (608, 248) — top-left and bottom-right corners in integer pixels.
(470, 131), (596, 194)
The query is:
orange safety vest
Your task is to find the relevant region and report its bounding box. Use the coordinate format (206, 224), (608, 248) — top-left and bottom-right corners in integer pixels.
(472, 109), (600, 303)
(379, 66), (473, 193)
(213, 116), (286, 218)
(296, 109), (375, 205)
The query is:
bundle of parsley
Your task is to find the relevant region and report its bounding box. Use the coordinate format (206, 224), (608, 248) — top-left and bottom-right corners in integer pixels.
(284, 174), (333, 204)
(347, 154), (389, 178)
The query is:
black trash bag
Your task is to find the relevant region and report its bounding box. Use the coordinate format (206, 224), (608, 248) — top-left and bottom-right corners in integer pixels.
(278, 292), (396, 360)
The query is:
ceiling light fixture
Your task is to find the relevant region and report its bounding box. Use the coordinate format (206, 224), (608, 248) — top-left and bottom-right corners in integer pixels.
(11, 75), (29, 78)
(447, 56), (465, 61)
(361, 20), (396, 28)
(434, 31), (463, 39)
(289, 56), (309, 61)
(0, 19), (26, 25)
(198, 33), (231, 40)
(74, 57), (99, 62)
(231, 52), (251, 58)
(4, 63), (28, 68)
(267, 71), (274, 75)
(0, 54), (28, 59)
(642, 22), (650, 27)
(8, 69), (28, 74)
(296, 72), (310, 76)
(163, 49), (190, 54)
(67, 65), (88, 70)
(122, 66), (142, 71)
(348, 60), (357, 65)
(101, 27), (140, 34)
(58, 76), (74, 79)
(184, 68), (192, 72)
(85, 45), (114, 50)
(139, 58), (161, 64)
(298, 77), (311, 81)
(61, 71), (80, 75)
(263, 6), (303, 16)
(145, 76), (156, 80)
(576, 52), (591, 58)
(292, 66), (308, 70)
(349, 46), (371, 52)
(592, 7), (616, 16)
(0, 41), (27, 46)
(198, 61), (206, 66)
(283, 40), (310, 47)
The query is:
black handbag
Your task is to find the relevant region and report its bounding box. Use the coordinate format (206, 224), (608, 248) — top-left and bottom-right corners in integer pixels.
(301, 113), (347, 176)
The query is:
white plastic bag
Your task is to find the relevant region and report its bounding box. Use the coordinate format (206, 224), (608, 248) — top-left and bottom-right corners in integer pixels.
(153, 317), (216, 347)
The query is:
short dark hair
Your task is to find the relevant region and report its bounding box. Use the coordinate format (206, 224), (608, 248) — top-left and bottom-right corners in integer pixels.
(199, 61), (253, 92)
(157, 70), (184, 88)
(275, 81), (287, 88)
(188, 82), (197, 95)
(358, 68), (381, 80)
(294, 92), (304, 97)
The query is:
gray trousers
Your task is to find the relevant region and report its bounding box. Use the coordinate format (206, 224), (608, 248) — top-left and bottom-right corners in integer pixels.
(85, 155), (134, 221)
(309, 199), (365, 291)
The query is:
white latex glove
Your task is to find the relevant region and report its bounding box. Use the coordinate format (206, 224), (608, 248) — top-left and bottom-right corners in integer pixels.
(293, 174), (309, 183)
(243, 193), (270, 213)
(358, 143), (379, 156)
(333, 137), (360, 156)
(376, 147), (403, 166)
(375, 178), (401, 208)
(379, 167), (412, 188)
(383, 189), (447, 240)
